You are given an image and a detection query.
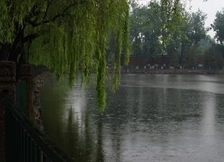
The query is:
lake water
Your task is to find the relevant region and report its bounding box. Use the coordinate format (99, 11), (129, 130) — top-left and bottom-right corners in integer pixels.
(40, 74), (224, 162)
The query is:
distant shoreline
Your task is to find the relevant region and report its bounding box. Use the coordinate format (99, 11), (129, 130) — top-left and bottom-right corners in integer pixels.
(121, 69), (224, 75)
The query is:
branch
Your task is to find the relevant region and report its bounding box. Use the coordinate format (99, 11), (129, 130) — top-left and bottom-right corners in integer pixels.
(42, 0), (53, 21)
(24, 4), (41, 27)
(23, 33), (40, 43)
(39, 3), (76, 25)
(25, 2), (84, 27)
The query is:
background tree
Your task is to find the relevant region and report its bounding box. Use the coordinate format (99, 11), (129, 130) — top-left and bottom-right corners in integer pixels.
(181, 10), (207, 68)
(204, 44), (224, 69)
(129, 2), (152, 65)
(165, 2), (188, 68)
(187, 10), (207, 45)
(212, 9), (224, 45)
(129, 0), (195, 68)
(142, 1), (163, 65)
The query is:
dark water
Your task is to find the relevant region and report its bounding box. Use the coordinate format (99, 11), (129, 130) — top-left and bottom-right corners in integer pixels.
(40, 74), (224, 162)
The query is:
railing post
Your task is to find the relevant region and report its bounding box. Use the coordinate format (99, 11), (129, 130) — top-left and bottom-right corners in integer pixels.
(20, 64), (34, 120)
(0, 61), (16, 162)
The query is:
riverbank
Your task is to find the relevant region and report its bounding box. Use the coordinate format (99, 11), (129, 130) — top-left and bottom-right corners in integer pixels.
(122, 69), (224, 75)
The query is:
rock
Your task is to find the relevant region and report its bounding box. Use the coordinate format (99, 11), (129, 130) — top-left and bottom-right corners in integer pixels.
(32, 72), (50, 131)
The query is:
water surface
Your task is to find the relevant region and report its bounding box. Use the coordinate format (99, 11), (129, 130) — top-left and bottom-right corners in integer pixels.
(41, 74), (224, 162)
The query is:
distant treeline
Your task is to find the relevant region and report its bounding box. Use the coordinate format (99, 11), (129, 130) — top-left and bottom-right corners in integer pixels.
(107, 1), (224, 70)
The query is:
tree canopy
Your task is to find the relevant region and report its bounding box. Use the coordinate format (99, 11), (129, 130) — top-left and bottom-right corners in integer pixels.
(212, 9), (224, 45)
(129, 0), (209, 68)
(0, 0), (130, 111)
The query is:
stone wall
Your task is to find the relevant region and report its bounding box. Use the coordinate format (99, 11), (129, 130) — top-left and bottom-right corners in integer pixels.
(0, 61), (50, 161)
(32, 72), (50, 131)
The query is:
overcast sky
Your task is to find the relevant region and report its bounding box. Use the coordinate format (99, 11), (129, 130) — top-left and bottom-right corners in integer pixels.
(137, 0), (224, 38)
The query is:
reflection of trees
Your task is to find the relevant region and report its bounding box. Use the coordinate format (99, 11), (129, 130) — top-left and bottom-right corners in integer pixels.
(201, 93), (216, 138)
(65, 107), (79, 157)
(96, 118), (105, 162)
(65, 106), (109, 162)
(41, 77), (98, 161)
(40, 77), (69, 147)
(111, 124), (121, 162)
(216, 95), (224, 119)
(84, 109), (95, 162)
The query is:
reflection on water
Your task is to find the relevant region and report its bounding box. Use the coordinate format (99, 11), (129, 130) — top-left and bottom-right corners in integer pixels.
(41, 74), (224, 162)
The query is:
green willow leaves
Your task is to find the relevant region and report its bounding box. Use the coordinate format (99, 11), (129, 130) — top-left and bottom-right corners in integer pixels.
(0, 0), (184, 111)
(0, 0), (130, 111)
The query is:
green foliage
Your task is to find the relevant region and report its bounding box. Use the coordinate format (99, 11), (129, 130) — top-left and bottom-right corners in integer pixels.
(128, 0), (212, 69)
(187, 10), (207, 45)
(130, 1), (163, 63)
(129, 0), (191, 67)
(0, 0), (130, 112)
(212, 9), (224, 44)
(204, 44), (224, 69)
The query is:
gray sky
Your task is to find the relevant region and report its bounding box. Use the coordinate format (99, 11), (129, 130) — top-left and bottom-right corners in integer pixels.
(137, 0), (224, 38)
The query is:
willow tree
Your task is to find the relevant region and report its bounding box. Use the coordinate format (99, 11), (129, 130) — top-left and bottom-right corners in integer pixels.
(0, 0), (130, 111)
(0, 0), (184, 111)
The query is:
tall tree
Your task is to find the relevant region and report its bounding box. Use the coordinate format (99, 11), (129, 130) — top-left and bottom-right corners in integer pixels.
(164, 1), (188, 68)
(0, 0), (130, 111)
(181, 10), (207, 68)
(212, 9), (224, 45)
(142, 1), (163, 64)
(129, 2), (148, 64)
(187, 10), (207, 46)
(129, 0), (184, 67)
(204, 43), (224, 69)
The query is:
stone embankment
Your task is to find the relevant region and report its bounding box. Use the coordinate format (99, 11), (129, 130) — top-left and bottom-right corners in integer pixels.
(32, 72), (50, 131)
(123, 69), (224, 75)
